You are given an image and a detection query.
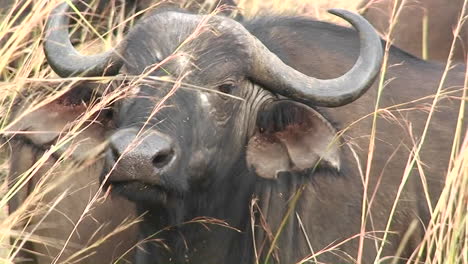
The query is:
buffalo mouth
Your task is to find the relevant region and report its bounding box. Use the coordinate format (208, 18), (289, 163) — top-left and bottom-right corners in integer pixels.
(103, 178), (177, 206)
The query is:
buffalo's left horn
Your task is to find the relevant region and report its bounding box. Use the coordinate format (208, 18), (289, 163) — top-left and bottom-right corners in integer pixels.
(248, 9), (383, 107)
(44, 1), (124, 77)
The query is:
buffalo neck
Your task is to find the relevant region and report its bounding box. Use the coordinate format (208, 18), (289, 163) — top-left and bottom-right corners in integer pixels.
(135, 157), (257, 264)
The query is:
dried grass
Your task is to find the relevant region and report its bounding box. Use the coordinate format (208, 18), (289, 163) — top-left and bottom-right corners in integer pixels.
(0, 0), (466, 263)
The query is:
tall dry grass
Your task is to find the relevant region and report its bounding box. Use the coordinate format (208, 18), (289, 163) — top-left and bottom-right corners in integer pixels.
(0, 0), (466, 264)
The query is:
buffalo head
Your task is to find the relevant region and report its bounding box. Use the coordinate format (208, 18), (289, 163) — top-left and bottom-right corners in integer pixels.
(44, 1), (383, 208)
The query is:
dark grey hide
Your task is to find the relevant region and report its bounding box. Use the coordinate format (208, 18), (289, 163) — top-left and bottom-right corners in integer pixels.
(45, 5), (465, 264)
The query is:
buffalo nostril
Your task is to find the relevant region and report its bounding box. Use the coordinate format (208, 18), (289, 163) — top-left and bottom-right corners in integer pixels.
(152, 149), (174, 169)
(110, 144), (121, 162)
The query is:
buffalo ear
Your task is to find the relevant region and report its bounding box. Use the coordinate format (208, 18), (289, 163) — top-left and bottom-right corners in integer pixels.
(246, 100), (340, 179)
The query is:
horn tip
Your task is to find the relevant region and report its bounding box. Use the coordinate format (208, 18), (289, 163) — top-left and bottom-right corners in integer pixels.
(327, 8), (351, 17)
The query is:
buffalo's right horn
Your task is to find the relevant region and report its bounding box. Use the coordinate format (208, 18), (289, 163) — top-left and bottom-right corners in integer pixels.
(247, 9), (383, 107)
(44, 1), (124, 77)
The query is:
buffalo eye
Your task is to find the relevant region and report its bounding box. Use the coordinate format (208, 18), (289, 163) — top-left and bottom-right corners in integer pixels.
(217, 83), (236, 94)
(103, 107), (114, 120)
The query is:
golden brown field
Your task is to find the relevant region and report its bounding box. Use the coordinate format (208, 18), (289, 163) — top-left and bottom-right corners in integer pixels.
(0, 0), (466, 263)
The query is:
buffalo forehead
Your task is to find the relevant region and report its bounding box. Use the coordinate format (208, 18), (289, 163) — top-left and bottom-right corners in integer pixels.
(122, 11), (249, 82)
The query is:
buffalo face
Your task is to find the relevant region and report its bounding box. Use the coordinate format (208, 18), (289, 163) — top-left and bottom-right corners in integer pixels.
(44, 1), (383, 208)
(101, 12), (271, 205)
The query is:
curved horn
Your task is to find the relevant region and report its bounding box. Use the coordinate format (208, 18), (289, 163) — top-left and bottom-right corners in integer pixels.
(44, 1), (124, 77)
(248, 9), (383, 107)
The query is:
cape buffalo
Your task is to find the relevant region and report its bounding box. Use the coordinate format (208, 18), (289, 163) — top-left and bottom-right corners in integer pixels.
(5, 86), (139, 263)
(359, 0), (468, 62)
(42, 0), (465, 263)
(4, 1), (241, 263)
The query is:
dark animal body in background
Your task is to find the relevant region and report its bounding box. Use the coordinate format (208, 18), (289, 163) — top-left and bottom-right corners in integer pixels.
(41, 1), (466, 264)
(359, 0), (468, 62)
(6, 87), (139, 264)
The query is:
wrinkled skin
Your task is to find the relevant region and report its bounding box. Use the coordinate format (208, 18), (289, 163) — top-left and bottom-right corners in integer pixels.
(6, 87), (138, 264)
(89, 11), (466, 264)
(359, 0), (468, 62)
